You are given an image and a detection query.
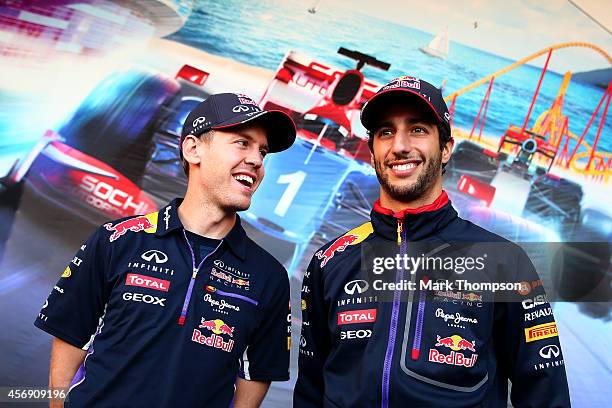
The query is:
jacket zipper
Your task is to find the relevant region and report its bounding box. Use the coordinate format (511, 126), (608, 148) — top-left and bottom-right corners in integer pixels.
(381, 219), (405, 408)
(178, 229), (223, 326)
(411, 276), (428, 360)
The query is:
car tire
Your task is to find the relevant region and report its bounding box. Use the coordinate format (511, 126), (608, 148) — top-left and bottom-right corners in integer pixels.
(58, 70), (180, 184)
(523, 175), (583, 239)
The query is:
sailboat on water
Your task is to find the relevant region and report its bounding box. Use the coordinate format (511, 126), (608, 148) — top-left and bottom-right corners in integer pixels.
(308, 0), (321, 14)
(419, 26), (449, 59)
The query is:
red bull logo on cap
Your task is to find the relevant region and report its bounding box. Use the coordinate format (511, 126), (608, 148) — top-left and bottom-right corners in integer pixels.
(435, 334), (476, 352)
(104, 213), (158, 242)
(315, 222), (373, 268)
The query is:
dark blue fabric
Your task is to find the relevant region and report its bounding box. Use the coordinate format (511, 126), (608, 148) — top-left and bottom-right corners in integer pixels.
(34, 198), (290, 408)
(294, 199), (571, 408)
(185, 230), (221, 265)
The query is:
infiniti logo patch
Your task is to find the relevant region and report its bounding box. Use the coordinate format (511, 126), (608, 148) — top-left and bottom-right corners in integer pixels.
(344, 280), (369, 295)
(141, 250), (168, 264)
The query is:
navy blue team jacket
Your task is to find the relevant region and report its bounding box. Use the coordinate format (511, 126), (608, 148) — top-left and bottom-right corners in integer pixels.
(35, 198), (290, 407)
(294, 192), (571, 408)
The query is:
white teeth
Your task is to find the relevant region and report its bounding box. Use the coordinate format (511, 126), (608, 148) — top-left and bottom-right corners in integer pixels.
(234, 174), (254, 185)
(392, 163), (418, 171)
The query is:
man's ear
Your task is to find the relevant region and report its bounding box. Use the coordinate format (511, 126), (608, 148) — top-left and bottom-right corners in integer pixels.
(442, 137), (454, 165)
(182, 135), (202, 166)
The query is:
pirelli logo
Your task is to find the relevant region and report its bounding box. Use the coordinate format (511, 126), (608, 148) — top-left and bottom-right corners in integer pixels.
(525, 322), (558, 342)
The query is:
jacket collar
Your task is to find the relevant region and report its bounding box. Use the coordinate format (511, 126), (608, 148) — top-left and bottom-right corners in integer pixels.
(156, 198), (247, 260)
(371, 191), (458, 241)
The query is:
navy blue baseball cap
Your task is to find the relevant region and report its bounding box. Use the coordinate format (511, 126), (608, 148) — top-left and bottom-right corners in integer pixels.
(361, 76), (451, 136)
(181, 93), (296, 154)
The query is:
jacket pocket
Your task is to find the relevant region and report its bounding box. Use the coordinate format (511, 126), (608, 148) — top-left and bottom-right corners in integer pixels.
(398, 300), (490, 392)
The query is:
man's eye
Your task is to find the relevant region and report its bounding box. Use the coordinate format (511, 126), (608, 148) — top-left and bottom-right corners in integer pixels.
(236, 140), (248, 146)
(378, 129), (393, 137)
(260, 149), (268, 158)
(412, 127), (427, 134)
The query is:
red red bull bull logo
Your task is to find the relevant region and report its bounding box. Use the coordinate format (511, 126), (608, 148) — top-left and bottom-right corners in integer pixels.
(462, 292), (482, 302)
(232, 278), (250, 287)
(315, 222), (373, 268)
(435, 334), (476, 352)
(428, 349), (478, 368)
(104, 215), (156, 242)
(192, 318), (235, 352)
(198, 318), (234, 337)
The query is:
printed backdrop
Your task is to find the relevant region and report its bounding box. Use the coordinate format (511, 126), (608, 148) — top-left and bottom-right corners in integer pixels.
(0, 1), (610, 406)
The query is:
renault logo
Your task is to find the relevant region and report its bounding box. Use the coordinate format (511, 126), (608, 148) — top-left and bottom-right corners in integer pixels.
(141, 250), (168, 264)
(344, 280), (369, 295)
(539, 344), (560, 359)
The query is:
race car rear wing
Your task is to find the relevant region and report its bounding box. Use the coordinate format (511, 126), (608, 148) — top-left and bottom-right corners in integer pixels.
(260, 50), (383, 113)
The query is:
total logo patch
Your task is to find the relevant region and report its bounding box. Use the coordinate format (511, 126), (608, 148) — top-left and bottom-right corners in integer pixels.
(337, 308), (376, 325)
(61, 266), (72, 278)
(191, 317), (235, 353)
(125, 273), (170, 292)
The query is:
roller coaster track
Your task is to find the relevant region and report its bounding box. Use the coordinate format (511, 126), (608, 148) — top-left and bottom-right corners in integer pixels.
(443, 42), (611, 102)
(443, 42), (612, 179)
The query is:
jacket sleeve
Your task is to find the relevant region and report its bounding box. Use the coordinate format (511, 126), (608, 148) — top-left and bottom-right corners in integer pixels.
(495, 246), (571, 408)
(293, 254), (331, 408)
(34, 227), (112, 348)
(238, 267), (290, 382)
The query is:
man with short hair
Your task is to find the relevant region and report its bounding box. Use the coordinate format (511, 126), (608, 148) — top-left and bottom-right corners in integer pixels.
(35, 93), (296, 407)
(294, 77), (571, 407)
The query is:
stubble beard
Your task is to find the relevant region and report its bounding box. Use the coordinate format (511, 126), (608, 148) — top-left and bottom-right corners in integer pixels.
(374, 149), (443, 203)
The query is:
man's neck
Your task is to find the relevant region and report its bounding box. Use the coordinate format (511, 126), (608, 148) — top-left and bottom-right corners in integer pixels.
(379, 185), (443, 213)
(178, 191), (236, 240)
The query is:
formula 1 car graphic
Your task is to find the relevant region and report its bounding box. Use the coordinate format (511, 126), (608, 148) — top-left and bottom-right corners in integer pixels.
(444, 73), (590, 243)
(0, 48), (608, 301)
(0, 64), (210, 223)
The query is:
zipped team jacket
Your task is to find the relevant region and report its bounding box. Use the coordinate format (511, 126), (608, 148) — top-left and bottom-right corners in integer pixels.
(294, 192), (570, 408)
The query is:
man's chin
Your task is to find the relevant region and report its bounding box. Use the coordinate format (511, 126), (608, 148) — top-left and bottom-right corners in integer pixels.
(226, 199), (252, 213)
